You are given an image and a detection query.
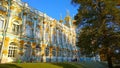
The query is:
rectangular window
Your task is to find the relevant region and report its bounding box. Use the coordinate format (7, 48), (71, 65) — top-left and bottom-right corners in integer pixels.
(57, 50), (60, 56)
(52, 48), (56, 56)
(12, 24), (21, 35)
(26, 25), (33, 38)
(45, 48), (49, 56)
(8, 45), (17, 57)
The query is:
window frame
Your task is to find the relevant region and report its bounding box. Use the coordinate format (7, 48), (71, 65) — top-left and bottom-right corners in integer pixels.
(8, 42), (18, 58)
(45, 47), (49, 56)
(12, 21), (21, 35)
(0, 15), (5, 31)
(0, 20), (4, 30)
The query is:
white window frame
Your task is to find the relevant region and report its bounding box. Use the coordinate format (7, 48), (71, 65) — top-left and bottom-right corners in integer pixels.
(12, 21), (21, 35)
(0, 19), (4, 30)
(8, 43), (18, 58)
(26, 24), (32, 37)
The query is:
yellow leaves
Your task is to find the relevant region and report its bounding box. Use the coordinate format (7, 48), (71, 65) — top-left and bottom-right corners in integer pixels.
(113, 0), (120, 6)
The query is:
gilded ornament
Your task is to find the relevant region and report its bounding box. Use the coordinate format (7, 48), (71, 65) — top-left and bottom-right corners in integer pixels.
(2, 49), (8, 55)
(4, 37), (10, 47)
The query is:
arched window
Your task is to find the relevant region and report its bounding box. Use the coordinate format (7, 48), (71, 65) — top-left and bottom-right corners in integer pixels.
(8, 42), (18, 57)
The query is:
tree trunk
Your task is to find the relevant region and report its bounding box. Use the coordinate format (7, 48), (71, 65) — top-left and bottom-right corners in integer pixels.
(107, 53), (113, 68)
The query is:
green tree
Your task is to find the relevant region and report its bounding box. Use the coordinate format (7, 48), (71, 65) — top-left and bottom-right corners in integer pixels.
(71, 0), (120, 68)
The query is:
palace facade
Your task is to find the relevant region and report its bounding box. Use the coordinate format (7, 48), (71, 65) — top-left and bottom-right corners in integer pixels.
(0, 0), (80, 63)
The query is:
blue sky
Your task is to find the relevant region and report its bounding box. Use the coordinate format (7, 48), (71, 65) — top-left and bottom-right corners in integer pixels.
(22, 0), (78, 20)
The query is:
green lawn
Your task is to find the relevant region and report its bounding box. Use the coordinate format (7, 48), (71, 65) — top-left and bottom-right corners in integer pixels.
(0, 62), (108, 68)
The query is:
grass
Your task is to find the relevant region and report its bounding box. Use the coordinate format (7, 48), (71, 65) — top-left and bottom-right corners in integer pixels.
(0, 62), (108, 68)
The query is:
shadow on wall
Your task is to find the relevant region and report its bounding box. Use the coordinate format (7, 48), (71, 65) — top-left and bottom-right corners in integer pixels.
(0, 64), (22, 68)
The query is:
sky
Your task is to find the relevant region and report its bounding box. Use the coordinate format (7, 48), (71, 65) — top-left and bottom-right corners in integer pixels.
(22, 0), (78, 20)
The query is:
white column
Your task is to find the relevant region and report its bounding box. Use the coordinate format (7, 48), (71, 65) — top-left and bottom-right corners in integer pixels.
(23, 15), (26, 35)
(58, 30), (61, 47)
(39, 27), (42, 43)
(73, 37), (75, 46)
(70, 34), (72, 46)
(60, 30), (62, 57)
(74, 34), (76, 46)
(69, 33), (71, 45)
(43, 24), (46, 44)
(50, 27), (53, 44)
(52, 28), (54, 45)
(65, 33), (68, 46)
(65, 33), (68, 57)
(57, 30), (59, 44)
(34, 19), (37, 38)
(62, 31), (64, 46)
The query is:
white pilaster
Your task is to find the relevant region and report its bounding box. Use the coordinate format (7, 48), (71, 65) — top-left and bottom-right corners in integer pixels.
(43, 24), (46, 44)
